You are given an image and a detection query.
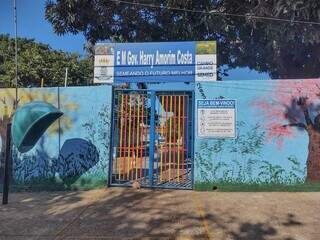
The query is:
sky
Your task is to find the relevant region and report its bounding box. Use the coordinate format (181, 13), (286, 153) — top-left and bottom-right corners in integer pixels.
(0, 0), (270, 80)
(0, 0), (86, 54)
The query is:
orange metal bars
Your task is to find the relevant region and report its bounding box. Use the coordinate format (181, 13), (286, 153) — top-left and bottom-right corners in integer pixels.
(127, 95), (132, 180)
(140, 96), (144, 178)
(182, 95), (186, 180)
(122, 95), (128, 180)
(113, 94), (121, 176)
(168, 95), (173, 180)
(112, 92), (191, 187)
(131, 95), (136, 180)
(118, 94), (124, 180)
(164, 96), (169, 180)
(160, 95), (164, 181)
(173, 95), (177, 180)
(185, 95), (190, 179)
(155, 94), (188, 183)
(135, 95), (140, 179)
(119, 94), (188, 187)
(144, 97), (148, 180)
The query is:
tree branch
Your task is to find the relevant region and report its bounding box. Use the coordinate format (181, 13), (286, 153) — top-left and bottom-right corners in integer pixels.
(303, 108), (313, 126)
(297, 97), (313, 126)
(282, 122), (307, 129)
(315, 83), (320, 97)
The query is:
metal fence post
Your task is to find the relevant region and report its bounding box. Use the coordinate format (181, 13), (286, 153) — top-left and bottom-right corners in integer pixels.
(191, 91), (195, 189)
(108, 87), (116, 186)
(2, 123), (12, 205)
(149, 91), (156, 187)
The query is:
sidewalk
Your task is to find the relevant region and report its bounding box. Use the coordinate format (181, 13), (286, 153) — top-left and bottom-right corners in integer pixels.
(0, 188), (319, 239)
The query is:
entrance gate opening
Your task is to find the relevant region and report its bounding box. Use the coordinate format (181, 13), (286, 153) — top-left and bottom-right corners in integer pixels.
(110, 90), (194, 189)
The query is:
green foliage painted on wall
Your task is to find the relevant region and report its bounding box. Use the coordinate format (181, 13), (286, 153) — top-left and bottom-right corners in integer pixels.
(195, 122), (306, 186)
(82, 103), (111, 179)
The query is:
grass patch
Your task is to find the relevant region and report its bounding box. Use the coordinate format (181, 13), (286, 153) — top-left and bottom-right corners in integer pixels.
(195, 182), (320, 192)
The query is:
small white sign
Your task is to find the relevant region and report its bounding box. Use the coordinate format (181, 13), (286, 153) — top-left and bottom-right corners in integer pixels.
(94, 66), (114, 84)
(197, 99), (236, 138)
(94, 45), (115, 84)
(195, 54), (217, 81)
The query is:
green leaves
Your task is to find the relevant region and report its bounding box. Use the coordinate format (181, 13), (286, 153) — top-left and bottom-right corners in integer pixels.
(0, 34), (93, 87)
(45, 0), (320, 79)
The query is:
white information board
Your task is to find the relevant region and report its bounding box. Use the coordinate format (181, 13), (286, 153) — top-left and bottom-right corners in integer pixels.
(197, 99), (236, 138)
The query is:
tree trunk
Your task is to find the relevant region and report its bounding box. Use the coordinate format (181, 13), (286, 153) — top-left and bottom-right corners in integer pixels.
(306, 127), (320, 182)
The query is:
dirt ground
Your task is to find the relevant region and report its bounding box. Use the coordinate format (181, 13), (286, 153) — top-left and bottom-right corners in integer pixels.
(0, 188), (319, 240)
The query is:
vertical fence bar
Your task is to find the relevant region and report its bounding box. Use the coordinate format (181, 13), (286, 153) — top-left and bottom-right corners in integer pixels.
(2, 123), (11, 205)
(127, 95), (132, 180)
(165, 95), (168, 181)
(173, 95), (177, 180)
(114, 95), (118, 176)
(177, 95), (181, 182)
(108, 88), (114, 185)
(144, 97), (148, 181)
(118, 94), (124, 180)
(115, 96), (120, 178)
(191, 91), (195, 188)
(131, 95), (136, 180)
(112, 95), (116, 176)
(168, 95), (173, 181)
(160, 95), (164, 182)
(181, 95), (185, 180)
(135, 95), (140, 180)
(140, 95), (144, 179)
(155, 98), (159, 182)
(185, 95), (189, 179)
(113, 94), (117, 179)
(123, 94), (128, 180)
(149, 91), (156, 187)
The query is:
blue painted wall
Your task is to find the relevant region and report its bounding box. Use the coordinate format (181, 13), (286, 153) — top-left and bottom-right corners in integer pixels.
(194, 80), (320, 189)
(1, 80), (319, 191)
(0, 85), (112, 190)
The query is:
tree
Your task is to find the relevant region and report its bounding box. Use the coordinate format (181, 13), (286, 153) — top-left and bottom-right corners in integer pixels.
(0, 34), (93, 87)
(252, 79), (320, 182)
(45, 0), (320, 79)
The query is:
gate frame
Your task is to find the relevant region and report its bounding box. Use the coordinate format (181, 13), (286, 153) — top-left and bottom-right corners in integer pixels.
(108, 88), (195, 190)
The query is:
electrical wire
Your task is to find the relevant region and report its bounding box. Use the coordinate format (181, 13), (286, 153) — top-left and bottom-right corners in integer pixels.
(109, 0), (320, 26)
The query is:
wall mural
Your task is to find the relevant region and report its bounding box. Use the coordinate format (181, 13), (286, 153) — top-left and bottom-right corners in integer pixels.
(195, 79), (320, 190)
(0, 86), (112, 190)
(1, 81), (319, 191)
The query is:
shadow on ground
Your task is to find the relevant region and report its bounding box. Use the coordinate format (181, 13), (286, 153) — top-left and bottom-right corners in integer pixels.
(0, 189), (318, 240)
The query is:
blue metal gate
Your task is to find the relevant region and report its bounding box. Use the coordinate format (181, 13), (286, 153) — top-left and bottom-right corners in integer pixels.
(109, 90), (194, 189)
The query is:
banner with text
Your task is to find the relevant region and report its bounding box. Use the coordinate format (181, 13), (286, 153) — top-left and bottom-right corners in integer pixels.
(94, 41), (216, 83)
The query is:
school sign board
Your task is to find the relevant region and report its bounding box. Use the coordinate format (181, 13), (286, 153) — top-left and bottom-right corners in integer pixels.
(197, 99), (236, 138)
(94, 41), (217, 83)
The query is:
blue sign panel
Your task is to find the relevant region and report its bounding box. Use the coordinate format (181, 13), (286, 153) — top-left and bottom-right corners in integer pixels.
(114, 42), (194, 83)
(94, 41), (217, 83)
